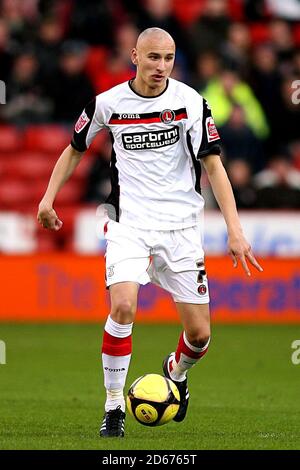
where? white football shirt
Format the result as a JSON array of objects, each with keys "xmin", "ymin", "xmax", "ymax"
[{"xmin": 71, "ymin": 77, "xmax": 221, "ymax": 230}]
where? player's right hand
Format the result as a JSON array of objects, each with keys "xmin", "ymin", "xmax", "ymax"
[{"xmin": 37, "ymin": 203, "xmax": 63, "ymax": 231}]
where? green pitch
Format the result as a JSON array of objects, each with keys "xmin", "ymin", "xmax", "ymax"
[{"xmin": 0, "ymin": 323, "xmax": 300, "ymax": 450}]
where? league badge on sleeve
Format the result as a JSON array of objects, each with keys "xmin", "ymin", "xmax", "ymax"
[
  {"xmin": 75, "ymin": 110, "xmax": 90, "ymax": 133},
  {"xmin": 205, "ymin": 117, "xmax": 220, "ymax": 142}
]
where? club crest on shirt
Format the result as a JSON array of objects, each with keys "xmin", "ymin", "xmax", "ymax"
[
  {"xmin": 205, "ymin": 116, "xmax": 219, "ymax": 142},
  {"xmin": 75, "ymin": 110, "xmax": 90, "ymax": 133},
  {"xmin": 160, "ymin": 109, "xmax": 175, "ymax": 124}
]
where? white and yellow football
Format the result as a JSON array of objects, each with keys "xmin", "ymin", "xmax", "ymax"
[{"xmin": 126, "ymin": 374, "xmax": 180, "ymax": 426}]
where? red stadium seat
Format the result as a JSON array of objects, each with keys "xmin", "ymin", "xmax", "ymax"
[
  {"xmin": 173, "ymin": 0, "xmax": 205, "ymax": 26},
  {"xmin": 36, "ymin": 232, "xmax": 60, "ymax": 252},
  {"xmin": 228, "ymin": 0, "xmax": 244, "ymax": 21},
  {"xmin": 36, "ymin": 204, "xmax": 84, "ymax": 252},
  {"xmin": 55, "ymin": 180, "xmax": 84, "ymax": 206},
  {"xmin": 57, "ymin": 205, "xmax": 79, "ymax": 234},
  {"xmin": 23, "ymin": 125, "xmax": 71, "ymax": 153},
  {"xmin": 0, "ymin": 179, "xmax": 32, "ymax": 209},
  {"xmin": 36, "ymin": 224, "xmax": 70, "ymax": 252},
  {"xmin": 25, "ymin": 203, "xmax": 94, "ymax": 251},
  {"xmin": 94, "ymin": 67, "xmax": 133, "ymax": 94},
  {"xmin": 2, "ymin": 152, "xmax": 55, "ymax": 179},
  {"xmin": 0, "ymin": 125, "xmax": 22, "ymax": 153},
  {"xmin": 72, "ymin": 153, "xmax": 95, "ymax": 181},
  {"xmin": 85, "ymin": 130, "xmax": 109, "ymax": 156},
  {"xmin": 173, "ymin": 0, "xmax": 244, "ymax": 24},
  {"xmin": 26, "ymin": 180, "xmax": 49, "ymax": 205},
  {"xmin": 249, "ymin": 23, "xmax": 271, "ymax": 45},
  {"xmin": 85, "ymin": 46, "xmax": 109, "ymax": 88},
  {"xmin": 0, "ymin": 159, "xmax": 5, "ymax": 178},
  {"xmin": 293, "ymin": 23, "xmax": 300, "ymax": 46}
]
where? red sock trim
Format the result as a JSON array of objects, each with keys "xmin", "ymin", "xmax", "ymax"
[
  {"xmin": 102, "ymin": 330, "xmax": 132, "ymax": 356},
  {"xmin": 175, "ymin": 332, "xmax": 209, "ymax": 362}
]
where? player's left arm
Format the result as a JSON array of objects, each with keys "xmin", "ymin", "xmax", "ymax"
[{"xmin": 202, "ymin": 153, "xmax": 263, "ymax": 276}]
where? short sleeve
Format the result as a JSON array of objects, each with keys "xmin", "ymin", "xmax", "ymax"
[
  {"xmin": 187, "ymin": 97, "xmax": 222, "ymax": 160},
  {"xmin": 71, "ymin": 97, "xmax": 105, "ymax": 152}
]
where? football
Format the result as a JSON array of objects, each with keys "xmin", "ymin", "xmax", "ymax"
[{"xmin": 126, "ymin": 373, "xmax": 180, "ymax": 426}]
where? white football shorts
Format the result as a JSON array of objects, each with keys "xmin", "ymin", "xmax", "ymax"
[{"xmin": 104, "ymin": 220, "xmax": 209, "ymax": 304}]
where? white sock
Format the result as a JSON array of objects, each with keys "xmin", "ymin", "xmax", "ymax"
[
  {"xmin": 105, "ymin": 389, "xmax": 125, "ymax": 413},
  {"xmin": 102, "ymin": 315, "xmax": 133, "ymax": 412},
  {"xmin": 102, "ymin": 353, "xmax": 131, "ymax": 412}
]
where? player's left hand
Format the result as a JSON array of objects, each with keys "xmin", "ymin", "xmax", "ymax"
[
  {"xmin": 37, "ymin": 202, "xmax": 63, "ymax": 231},
  {"xmin": 227, "ymin": 233, "xmax": 263, "ymax": 276}
]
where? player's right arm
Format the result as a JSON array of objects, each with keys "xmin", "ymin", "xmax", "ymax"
[
  {"xmin": 37, "ymin": 96, "xmax": 106, "ymax": 230},
  {"xmin": 37, "ymin": 144, "xmax": 84, "ymax": 230}
]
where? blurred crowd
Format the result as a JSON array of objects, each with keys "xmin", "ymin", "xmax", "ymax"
[{"xmin": 0, "ymin": 0, "xmax": 300, "ymax": 210}]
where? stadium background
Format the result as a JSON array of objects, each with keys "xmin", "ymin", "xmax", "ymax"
[{"xmin": 0, "ymin": 0, "xmax": 300, "ymax": 450}]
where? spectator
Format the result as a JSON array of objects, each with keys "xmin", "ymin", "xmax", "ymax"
[
  {"xmin": 191, "ymin": 51, "xmax": 221, "ymax": 92},
  {"xmin": 114, "ymin": 22, "xmax": 139, "ymax": 66},
  {"xmin": 46, "ymin": 40, "xmax": 95, "ymax": 123},
  {"xmin": 189, "ymin": 0, "xmax": 230, "ymax": 56},
  {"xmin": 221, "ymin": 22, "xmax": 251, "ymax": 78},
  {"xmin": 254, "ymin": 154, "xmax": 300, "ymax": 208},
  {"xmin": 137, "ymin": 0, "xmax": 186, "ymax": 54},
  {"xmin": 0, "ymin": 18, "xmax": 15, "ymax": 82},
  {"xmin": 68, "ymin": 0, "xmax": 114, "ymax": 47},
  {"xmin": 269, "ymin": 19, "xmax": 295, "ymax": 66},
  {"xmin": 83, "ymin": 135, "xmax": 112, "ymax": 204},
  {"xmin": 34, "ymin": 17, "xmax": 64, "ymax": 80},
  {"xmin": 244, "ymin": 0, "xmax": 266, "ymax": 21},
  {"xmin": 292, "ymin": 50, "xmax": 300, "ymax": 75},
  {"xmin": 227, "ymin": 159, "xmax": 258, "ymax": 209},
  {"xmin": 250, "ymin": 43, "xmax": 282, "ymax": 155},
  {"xmin": 271, "ymin": 76, "xmax": 300, "ymax": 149},
  {"xmin": 1, "ymin": 48, "xmax": 52, "ymax": 125},
  {"xmin": 266, "ymin": 0, "xmax": 300, "ymax": 21},
  {"xmin": 219, "ymin": 105, "xmax": 265, "ymax": 173},
  {"xmin": 202, "ymin": 68, "xmax": 269, "ymax": 140},
  {"xmin": 0, "ymin": 0, "xmax": 36, "ymax": 45},
  {"xmin": 93, "ymin": 22, "xmax": 138, "ymax": 92},
  {"xmin": 290, "ymin": 141, "xmax": 300, "ymax": 171},
  {"xmin": 94, "ymin": 51, "xmax": 134, "ymax": 93}
]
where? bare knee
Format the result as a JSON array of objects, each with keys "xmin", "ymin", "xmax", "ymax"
[{"xmin": 110, "ymin": 299, "xmax": 136, "ymax": 324}]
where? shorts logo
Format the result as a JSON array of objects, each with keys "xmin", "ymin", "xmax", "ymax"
[
  {"xmin": 160, "ymin": 109, "xmax": 175, "ymax": 124},
  {"xmin": 107, "ymin": 266, "xmax": 115, "ymax": 278},
  {"xmin": 122, "ymin": 125, "xmax": 179, "ymax": 150},
  {"xmin": 75, "ymin": 110, "xmax": 90, "ymax": 133},
  {"xmin": 205, "ymin": 117, "xmax": 219, "ymax": 142},
  {"xmin": 198, "ymin": 284, "xmax": 207, "ymax": 295}
]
